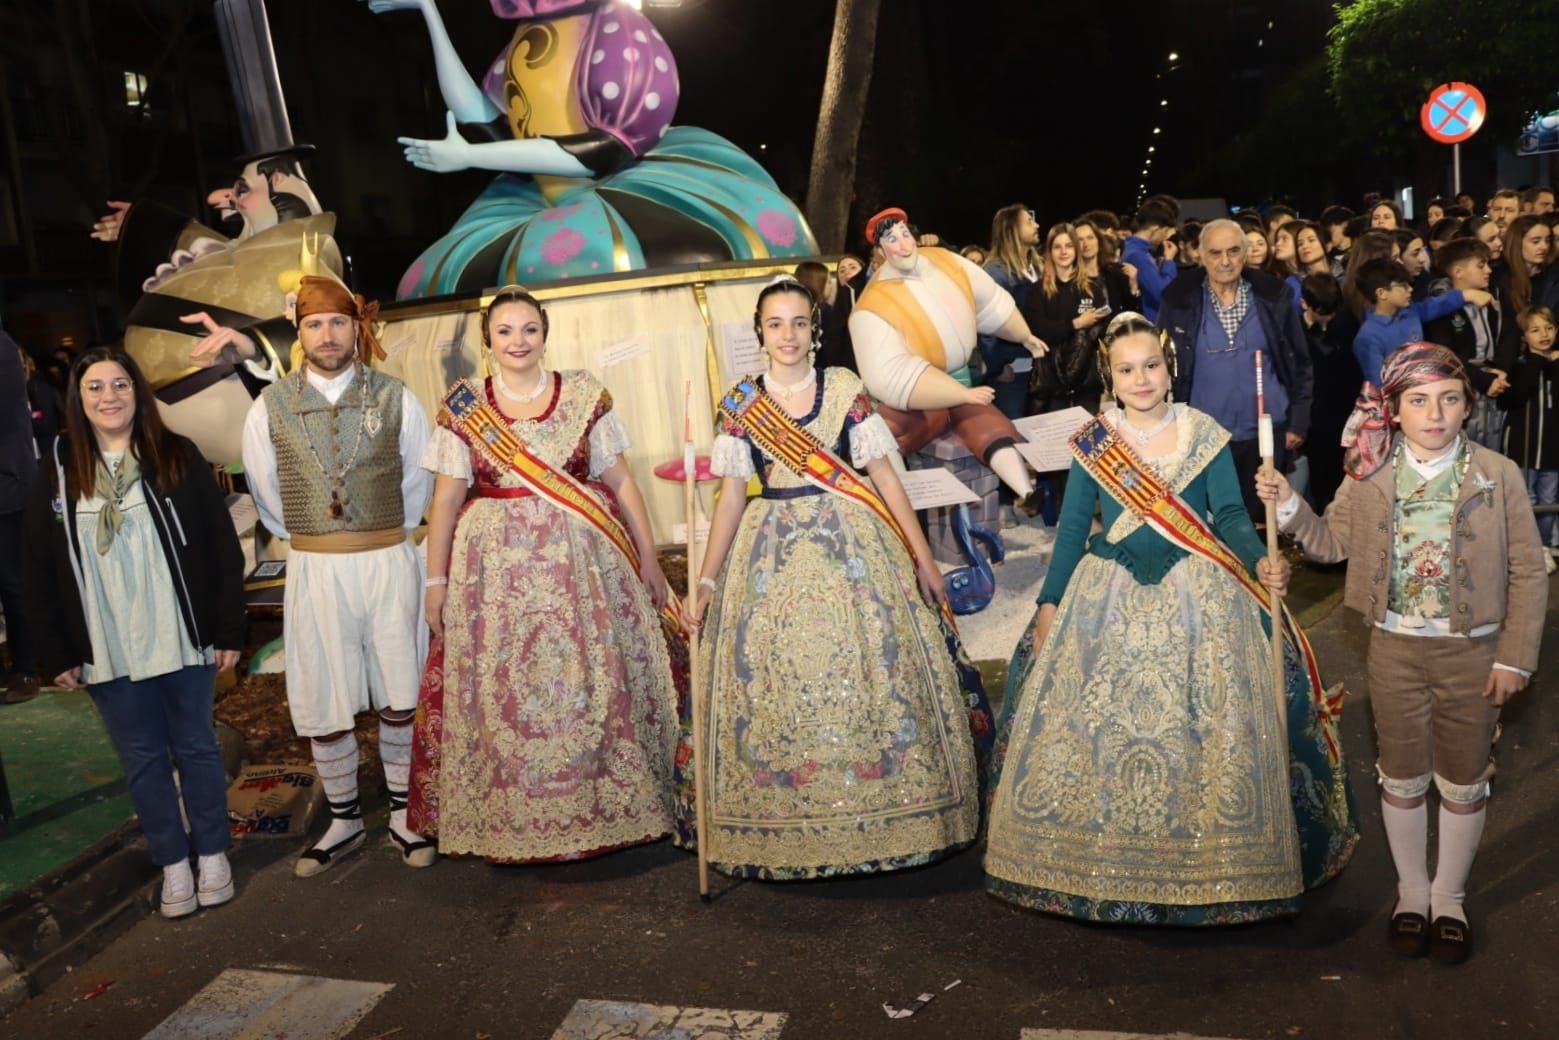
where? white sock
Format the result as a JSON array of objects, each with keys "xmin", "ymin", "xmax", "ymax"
[
  {"xmin": 378, "ymin": 719, "xmax": 421, "ymax": 844},
  {"xmin": 1430, "ymin": 805, "xmax": 1486, "ymax": 924},
  {"xmin": 1380, "ymin": 798, "xmax": 1431, "ymax": 916},
  {"xmin": 310, "ymin": 735, "xmax": 364, "ymax": 849}
]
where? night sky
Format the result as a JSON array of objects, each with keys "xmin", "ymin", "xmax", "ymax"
[{"xmin": 261, "ymin": 0, "xmax": 1328, "ymax": 265}]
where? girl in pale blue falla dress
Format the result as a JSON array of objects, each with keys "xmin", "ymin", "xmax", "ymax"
[{"xmin": 983, "ymin": 313, "xmax": 1358, "ymax": 925}]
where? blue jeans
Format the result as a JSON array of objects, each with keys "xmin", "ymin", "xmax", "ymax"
[
  {"xmin": 1528, "ymin": 469, "xmax": 1559, "ymax": 546},
  {"xmin": 88, "ymin": 665, "xmax": 229, "ymax": 866}
]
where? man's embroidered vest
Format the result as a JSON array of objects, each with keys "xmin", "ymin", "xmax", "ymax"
[{"xmin": 264, "ymin": 368, "xmax": 405, "ymax": 535}]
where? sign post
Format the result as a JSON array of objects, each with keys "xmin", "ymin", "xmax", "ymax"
[{"xmin": 1421, "ymin": 82, "xmax": 1487, "ymax": 194}]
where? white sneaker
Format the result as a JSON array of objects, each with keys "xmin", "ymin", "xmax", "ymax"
[
  {"xmin": 160, "ymin": 860, "xmax": 197, "ymax": 919},
  {"xmin": 197, "ymin": 852, "xmax": 235, "ymax": 907}
]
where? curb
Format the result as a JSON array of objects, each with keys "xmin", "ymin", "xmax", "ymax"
[{"xmin": 0, "ymin": 822, "xmax": 158, "ymax": 1016}]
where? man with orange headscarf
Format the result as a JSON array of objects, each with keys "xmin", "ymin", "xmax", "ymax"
[
  {"xmin": 240, "ymin": 276, "xmax": 436, "ymax": 876},
  {"xmin": 848, "ymin": 208, "xmax": 1049, "ymax": 507}
]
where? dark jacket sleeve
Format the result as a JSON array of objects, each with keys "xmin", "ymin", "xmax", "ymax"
[
  {"xmin": 22, "ymin": 457, "xmax": 74, "ymax": 681},
  {"xmin": 1493, "ymin": 306, "xmax": 1523, "ymax": 374},
  {"xmin": 184, "ymin": 440, "xmax": 247, "ymax": 652},
  {"xmin": 0, "ymin": 330, "xmax": 39, "ymax": 514},
  {"xmin": 1055, "ymin": 328, "xmax": 1101, "ymax": 398},
  {"xmin": 1499, "ymin": 351, "xmax": 1542, "ymax": 411},
  {"xmin": 1104, "ymin": 265, "xmax": 1142, "ymax": 315},
  {"xmin": 1271, "ymin": 292, "xmax": 1314, "ymax": 439},
  {"xmin": 1022, "ymin": 284, "xmax": 1077, "ymax": 348}
]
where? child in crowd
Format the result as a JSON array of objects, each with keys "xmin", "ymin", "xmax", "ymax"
[
  {"xmin": 1258, "ymin": 343, "xmax": 1546, "ymax": 965},
  {"xmin": 1354, "ymin": 258, "xmax": 1491, "ymax": 386},
  {"xmin": 1302, "ymin": 273, "xmax": 1361, "ymax": 511},
  {"xmin": 1424, "ymin": 238, "xmax": 1518, "ymax": 451},
  {"xmin": 1499, "ymin": 306, "xmax": 1559, "ymax": 569}
]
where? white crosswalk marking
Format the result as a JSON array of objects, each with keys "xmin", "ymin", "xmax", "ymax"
[
  {"xmin": 140, "ymin": 969, "xmax": 393, "ymax": 1040},
  {"xmin": 1020, "ymin": 1031, "xmax": 1246, "ymax": 1040},
  {"xmin": 550, "ymin": 999, "xmax": 788, "ymax": 1039}
]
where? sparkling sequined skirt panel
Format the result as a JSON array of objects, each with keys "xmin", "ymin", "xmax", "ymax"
[
  {"xmin": 984, "ymin": 553, "xmax": 1306, "ymax": 921},
  {"xmin": 413, "ymin": 495, "xmax": 677, "ymax": 862},
  {"xmin": 687, "ymin": 493, "xmax": 980, "ymax": 879}
]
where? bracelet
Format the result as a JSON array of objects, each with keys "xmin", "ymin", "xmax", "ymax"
[
  {"xmin": 425, "ymin": 576, "xmax": 449, "ymax": 587},
  {"xmin": 697, "ymin": 576, "xmax": 717, "ymax": 591}
]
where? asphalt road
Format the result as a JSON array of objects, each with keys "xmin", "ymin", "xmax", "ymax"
[{"xmin": 4, "ymin": 589, "xmax": 1557, "ymax": 1040}]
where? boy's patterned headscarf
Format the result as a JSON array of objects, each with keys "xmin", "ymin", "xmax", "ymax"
[{"xmin": 1341, "ymin": 342, "xmax": 1469, "ymax": 480}]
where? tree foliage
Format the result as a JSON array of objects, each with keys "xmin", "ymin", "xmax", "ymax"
[{"xmin": 1328, "ymin": 0, "xmax": 1556, "ymax": 157}]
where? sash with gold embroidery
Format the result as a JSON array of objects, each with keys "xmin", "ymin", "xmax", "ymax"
[
  {"xmin": 1069, "ymin": 416, "xmax": 1343, "ymax": 762},
  {"xmin": 442, "ymin": 379, "xmax": 686, "ymax": 631},
  {"xmin": 718, "ymin": 377, "xmax": 958, "ymax": 632}
]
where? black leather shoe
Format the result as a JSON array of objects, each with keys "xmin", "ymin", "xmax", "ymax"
[
  {"xmin": 1014, "ymin": 489, "xmax": 1044, "ymax": 518},
  {"xmin": 1429, "ymin": 915, "xmax": 1472, "ymax": 965},
  {"xmin": 1387, "ymin": 911, "xmax": 1430, "ymax": 957}
]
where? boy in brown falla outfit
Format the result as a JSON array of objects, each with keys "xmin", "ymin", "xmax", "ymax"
[{"xmin": 1257, "ymin": 342, "xmax": 1545, "ymax": 965}]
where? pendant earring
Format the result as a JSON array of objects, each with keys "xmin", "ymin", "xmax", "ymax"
[
  {"xmin": 1166, "ymin": 386, "xmax": 1174, "ymax": 404},
  {"xmin": 808, "ymin": 347, "xmax": 817, "ymax": 367}
]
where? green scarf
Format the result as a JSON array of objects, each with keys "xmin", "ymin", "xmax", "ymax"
[{"xmin": 93, "ymin": 452, "xmax": 141, "ymax": 555}]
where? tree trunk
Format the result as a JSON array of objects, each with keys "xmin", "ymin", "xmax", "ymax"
[{"xmin": 804, "ymin": 0, "xmax": 881, "ymax": 254}]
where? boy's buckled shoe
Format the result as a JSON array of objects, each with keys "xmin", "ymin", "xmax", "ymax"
[
  {"xmin": 1429, "ymin": 915, "xmax": 1472, "ymax": 965},
  {"xmin": 1387, "ymin": 911, "xmax": 1430, "ymax": 957}
]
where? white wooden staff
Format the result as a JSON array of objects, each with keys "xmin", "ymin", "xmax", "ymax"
[
  {"xmin": 1255, "ymin": 353, "xmax": 1288, "ymax": 739},
  {"xmin": 682, "ymin": 380, "xmax": 712, "ymax": 901}
]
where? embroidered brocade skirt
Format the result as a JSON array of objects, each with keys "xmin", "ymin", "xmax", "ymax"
[
  {"xmin": 983, "ymin": 553, "xmax": 1358, "ymax": 925},
  {"xmin": 407, "ymin": 496, "xmax": 677, "ymax": 862},
  {"xmin": 679, "ymin": 493, "xmax": 985, "ymax": 880}
]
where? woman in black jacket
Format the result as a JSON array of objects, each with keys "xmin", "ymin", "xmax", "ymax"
[
  {"xmin": 24, "ymin": 347, "xmax": 245, "ymax": 920},
  {"xmin": 1019, "ymin": 224, "xmax": 1111, "ymax": 527},
  {"xmin": 1022, "ymin": 222, "xmax": 1110, "ymax": 417}
]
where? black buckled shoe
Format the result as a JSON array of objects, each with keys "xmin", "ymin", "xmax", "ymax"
[
  {"xmin": 1429, "ymin": 916, "xmax": 1472, "ymax": 965},
  {"xmin": 1387, "ymin": 911, "xmax": 1430, "ymax": 957}
]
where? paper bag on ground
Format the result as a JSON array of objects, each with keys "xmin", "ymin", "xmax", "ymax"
[{"xmin": 227, "ymin": 764, "xmax": 322, "ymax": 839}]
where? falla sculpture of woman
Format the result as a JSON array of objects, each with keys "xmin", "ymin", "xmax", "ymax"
[{"xmin": 365, "ymin": 0, "xmax": 817, "ymax": 298}]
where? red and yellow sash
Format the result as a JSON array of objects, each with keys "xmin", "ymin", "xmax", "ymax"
[
  {"xmin": 1070, "ymin": 416, "xmax": 1343, "ymax": 761},
  {"xmin": 442, "ymin": 378, "xmax": 686, "ymax": 631},
  {"xmin": 719, "ymin": 377, "xmax": 957, "ymax": 631}
]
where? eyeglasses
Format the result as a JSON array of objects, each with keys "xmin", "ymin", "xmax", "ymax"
[{"xmin": 82, "ymin": 378, "xmax": 133, "ymax": 397}]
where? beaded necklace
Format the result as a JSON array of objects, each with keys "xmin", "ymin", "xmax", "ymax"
[{"xmin": 296, "ymin": 362, "xmax": 374, "ymax": 519}]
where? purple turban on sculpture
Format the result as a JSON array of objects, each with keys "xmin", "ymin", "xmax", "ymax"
[
  {"xmin": 480, "ymin": 1, "xmax": 679, "ymax": 157},
  {"xmin": 490, "ymin": 0, "xmax": 597, "ymax": 17}
]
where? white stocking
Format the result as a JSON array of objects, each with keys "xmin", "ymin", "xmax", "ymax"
[
  {"xmin": 310, "ymin": 734, "xmax": 364, "ymax": 850},
  {"xmin": 378, "ymin": 719, "xmax": 421, "ymax": 844},
  {"xmin": 1381, "ymin": 798, "xmax": 1430, "ymax": 916},
  {"xmin": 1430, "ymin": 805, "xmax": 1486, "ymax": 924}
]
